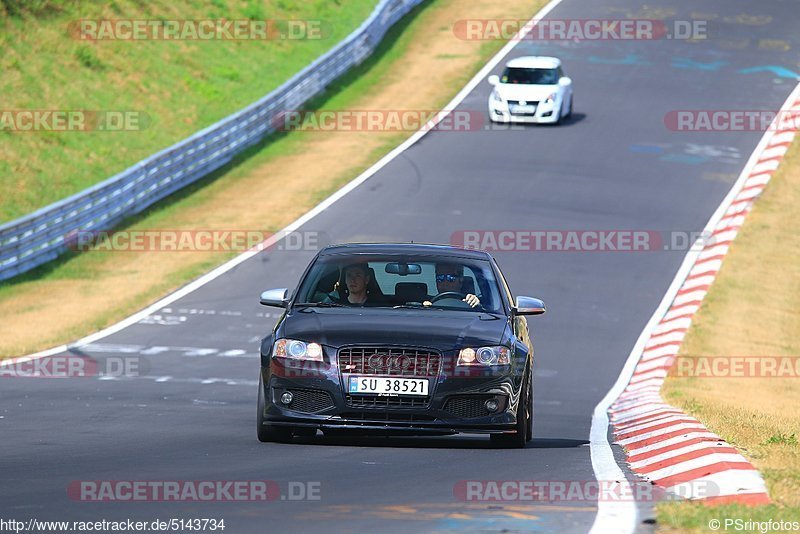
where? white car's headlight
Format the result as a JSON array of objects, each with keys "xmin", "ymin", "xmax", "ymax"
[
  {"xmin": 545, "ymin": 92, "xmax": 557, "ymax": 103},
  {"xmin": 457, "ymin": 346, "xmax": 511, "ymax": 366},
  {"xmin": 273, "ymin": 338, "xmax": 323, "ymax": 362},
  {"xmin": 491, "ymin": 89, "xmax": 503, "ymax": 103}
]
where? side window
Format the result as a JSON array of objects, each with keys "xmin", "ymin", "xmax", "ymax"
[{"xmin": 557, "ymin": 66, "xmax": 565, "ymax": 78}]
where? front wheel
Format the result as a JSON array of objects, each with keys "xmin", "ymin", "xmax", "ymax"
[{"xmin": 257, "ymin": 375, "xmax": 292, "ymax": 443}]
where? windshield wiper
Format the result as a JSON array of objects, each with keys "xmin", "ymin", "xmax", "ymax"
[
  {"xmin": 294, "ymin": 302, "xmax": 347, "ymax": 308},
  {"xmin": 391, "ymin": 303, "xmax": 437, "ymax": 310}
]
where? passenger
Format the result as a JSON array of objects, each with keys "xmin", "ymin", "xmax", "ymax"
[
  {"xmin": 429, "ymin": 263, "xmax": 481, "ymax": 308},
  {"xmin": 342, "ymin": 263, "xmax": 372, "ymax": 305}
]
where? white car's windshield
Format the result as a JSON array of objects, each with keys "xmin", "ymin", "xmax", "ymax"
[
  {"xmin": 295, "ymin": 254, "xmax": 505, "ymax": 313},
  {"xmin": 501, "ymin": 67, "xmax": 558, "ymax": 85}
]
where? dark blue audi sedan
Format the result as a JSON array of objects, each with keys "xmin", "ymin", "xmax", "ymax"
[{"xmin": 257, "ymin": 243, "xmax": 545, "ymax": 448}]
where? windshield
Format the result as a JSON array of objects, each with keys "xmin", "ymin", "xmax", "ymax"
[
  {"xmin": 295, "ymin": 254, "xmax": 505, "ymax": 313},
  {"xmin": 501, "ymin": 67, "xmax": 558, "ymax": 85}
]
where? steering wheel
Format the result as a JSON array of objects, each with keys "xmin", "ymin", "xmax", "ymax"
[{"xmin": 430, "ymin": 291, "xmax": 468, "ymax": 303}]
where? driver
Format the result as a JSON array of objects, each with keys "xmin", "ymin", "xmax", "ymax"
[{"xmin": 425, "ymin": 262, "xmax": 481, "ymax": 308}]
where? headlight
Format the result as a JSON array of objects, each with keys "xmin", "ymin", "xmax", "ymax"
[
  {"xmin": 457, "ymin": 346, "xmax": 510, "ymax": 366},
  {"xmin": 491, "ymin": 89, "xmax": 503, "ymax": 103},
  {"xmin": 545, "ymin": 92, "xmax": 557, "ymax": 103},
  {"xmin": 273, "ymin": 339, "xmax": 323, "ymax": 362}
]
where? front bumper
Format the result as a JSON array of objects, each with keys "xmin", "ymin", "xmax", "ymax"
[
  {"xmin": 260, "ymin": 358, "xmax": 524, "ymax": 435},
  {"xmin": 488, "ymin": 98, "xmax": 560, "ymax": 124}
]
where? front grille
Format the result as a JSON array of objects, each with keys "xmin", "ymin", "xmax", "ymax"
[
  {"xmin": 282, "ymin": 388, "xmax": 335, "ymax": 414},
  {"xmin": 346, "ymin": 394, "xmax": 429, "ymax": 409},
  {"xmin": 443, "ymin": 395, "xmax": 496, "ymax": 419},
  {"xmin": 339, "ymin": 347, "xmax": 441, "ymax": 377},
  {"xmin": 507, "ymin": 100, "xmax": 539, "ymax": 116}
]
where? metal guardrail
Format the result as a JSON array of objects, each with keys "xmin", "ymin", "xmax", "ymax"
[{"xmin": 0, "ymin": 0, "xmax": 424, "ymax": 281}]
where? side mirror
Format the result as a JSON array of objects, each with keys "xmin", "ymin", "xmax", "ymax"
[
  {"xmin": 488, "ymin": 74, "xmax": 500, "ymax": 86},
  {"xmin": 558, "ymin": 76, "xmax": 572, "ymax": 87},
  {"xmin": 260, "ymin": 288, "xmax": 289, "ymax": 308},
  {"xmin": 513, "ymin": 296, "xmax": 546, "ymax": 316}
]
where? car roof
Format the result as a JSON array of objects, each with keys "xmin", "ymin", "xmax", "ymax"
[
  {"xmin": 505, "ymin": 56, "xmax": 561, "ymax": 69},
  {"xmin": 318, "ymin": 243, "xmax": 493, "ymax": 261}
]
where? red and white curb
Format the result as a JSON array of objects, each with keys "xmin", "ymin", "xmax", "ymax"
[{"xmin": 609, "ymin": 89, "xmax": 800, "ymax": 505}]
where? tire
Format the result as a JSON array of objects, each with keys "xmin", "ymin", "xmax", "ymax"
[
  {"xmin": 491, "ymin": 367, "xmax": 532, "ymax": 449},
  {"xmin": 257, "ymin": 375, "xmax": 292, "ymax": 443},
  {"xmin": 565, "ymin": 95, "xmax": 573, "ymax": 119}
]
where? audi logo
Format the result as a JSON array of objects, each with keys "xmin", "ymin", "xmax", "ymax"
[{"xmin": 367, "ymin": 354, "xmax": 413, "ymax": 371}]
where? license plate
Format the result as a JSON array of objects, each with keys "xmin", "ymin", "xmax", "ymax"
[
  {"xmin": 348, "ymin": 376, "xmax": 429, "ymax": 396},
  {"xmin": 510, "ymin": 104, "xmax": 536, "ymax": 114}
]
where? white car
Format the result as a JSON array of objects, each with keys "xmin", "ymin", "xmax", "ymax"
[{"xmin": 488, "ymin": 56, "xmax": 573, "ymax": 124}]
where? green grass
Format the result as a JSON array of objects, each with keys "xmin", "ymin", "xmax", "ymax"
[
  {"xmin": 762, "ymin": 434, "xmax": 799, "ymax": 447},
  {"xmin": 0, "ymin": 0, "xmax": 377, "ymax": 222}
]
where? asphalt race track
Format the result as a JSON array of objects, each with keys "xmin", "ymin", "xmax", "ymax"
[{"xmin": 2, "ymin": 0, "xmax": 799, "ymax": 532}]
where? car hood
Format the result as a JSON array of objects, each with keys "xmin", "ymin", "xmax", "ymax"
[
  {"xmin": 495, "ymin": 83, "xmax": 558, "ymax": 102},
  {"xmin": 282, "ymin": 308, "xmax": 509, "ymax": 351}
]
